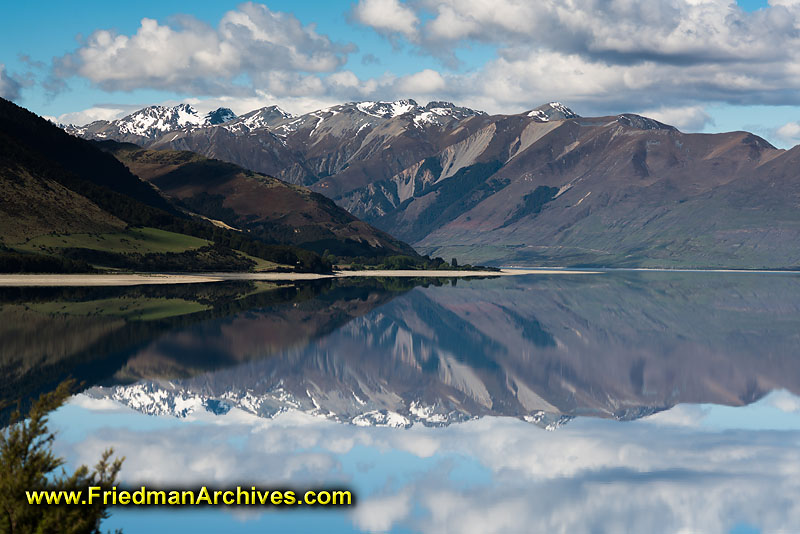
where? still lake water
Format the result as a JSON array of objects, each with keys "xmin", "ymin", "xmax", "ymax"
[{"xmin": 4, "ymin": 271, "xmax": 800, "ymax": 533}]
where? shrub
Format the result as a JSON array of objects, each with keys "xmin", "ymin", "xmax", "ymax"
[{"xmin": 0, "ymin": 380, "xmax": 124, "ymax": 534}]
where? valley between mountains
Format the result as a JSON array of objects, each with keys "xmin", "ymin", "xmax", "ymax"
[{"xmin": 65, "ymin": 98, "xmax": 800, "ymax": 269}]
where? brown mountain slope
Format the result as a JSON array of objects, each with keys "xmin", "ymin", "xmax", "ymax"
[
  {"xmin": 414, "ymin": 116, "xmax": 800, "ymax": 268},
  {"xmin": 100, "ymin": 142, "xmax": 418, "ymax": 258}
]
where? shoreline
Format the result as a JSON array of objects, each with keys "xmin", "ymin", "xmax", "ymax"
[
  {"xmin": 1, "ymin": 267, "xmax": 794, "ymax": 287},
  {"xmin": 0, "ymin": 269, "xmax": 595, "ymax": 287}
]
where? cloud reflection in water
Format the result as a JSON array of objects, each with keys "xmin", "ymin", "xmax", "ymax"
[{"xmin": 52, "ymin": 391, "xmax": 800, "ymax": 534}]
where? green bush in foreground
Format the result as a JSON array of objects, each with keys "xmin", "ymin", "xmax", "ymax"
[{"xmin": 0, "ymin": 380, "xmax": 124, "ymax": 534}]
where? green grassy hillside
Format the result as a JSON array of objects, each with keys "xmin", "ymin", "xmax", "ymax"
[{"xmin": 16, "ymin": 227, "xmax": 209, "ymax": 254}]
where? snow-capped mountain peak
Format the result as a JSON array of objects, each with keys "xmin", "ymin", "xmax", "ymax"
[
  {"xmin": 63, "ymin": 104, "xmax": 241, "ymax": 143},
  {"xmin": 412, "ymin": 101, "xmax": 485, "ymax": 128},
  {"xmin": 356, "ymin": 99, "xmax": 420, "ymax": 118},
  {"xmin": 204, "ymin": 107, "xmax": 237, "ymax": 125},
  {"xmin": 117, "ymin": 104, "xmax": 205, "ymax": 136},
  {"xmin": 527, "ymin": 102, "xmax": 578, "ymax": 122},
  {"xmin": 173, "ymin": 104, "xmax": 205, "ymax": 126},
  {"xmin": 69, "ymin": 104, "xmax": 239, "ymax": 141},
  {"xmin": 223, "ymin": 105, "xmax": 293, "ymax": 133}
]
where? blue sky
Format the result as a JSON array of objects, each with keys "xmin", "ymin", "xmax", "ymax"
[{"xmin": 2, "ymin": 0, "xmax": 800, "ymax": 147}]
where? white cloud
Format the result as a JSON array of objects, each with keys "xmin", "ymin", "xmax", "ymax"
[
  {"xmin": 347, "ymin": 0, "xmax": 800, "ymax": 112},
  {"xmin": 775, "ymin": 121, "xmax": 800, "ymax": 146},
  {"xmin": 640, "ymin": 404, "xmax": 710, "ymax": 427},
  {"xmin": 70, "ymin": 393, "xmax": 138, "ymax": 411},
  {"xmin": 44, "ymin": 1, "xmax": 800, "ymax": 125},
  {"xmin": 415, "ymin": 0, "xmax": 798, "ymax": 64},
  {"xmin": 352, "ymin": 0, "xmax": 419, "ymax": 39},
  {"xmin": 54, "ymin": 105, "xmax": 135, "ymax": 126},
  {"xmin": 396, "ymin": 69, "xmax": 446, "ymax": 94},
  {"xmin": 769, "ymin": 389, "xmax": 800, "ymax": 412},
  {"xmin": 638, "ymin": 105, "xmax": 715, "ymax": 131},
  {"xmin": 326, "ymin": 70, "xmax": 387, "ymax": 97},
  {"xmin": 425, "ymin": 4, "xmax": 482, "ymax": 41},
  {"xmin": 351, "ymin": 491, "xmax": 411, "ymax": 532},
  {"xmin": 422, "ymin": 0, "xmax": 538, "ymax": 43},
  {"xmin": 0, "ymin": 64, "xmax": 22, "ymax": 100},
  {"xmin": 53, "ymin": 3, "xmax": 353, "ymax": 94}
]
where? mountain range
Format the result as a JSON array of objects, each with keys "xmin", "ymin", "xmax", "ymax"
[
  {"xmin": 64, "ymin": 104, "xmax": 237, "ymax": 144},
  {"xmin": 64, "ymin": 100, "xmax": 800, "ymax": 269},
  {"xmin": 0, "ymin": 97, "xmax": 419, "ymax": 273}
]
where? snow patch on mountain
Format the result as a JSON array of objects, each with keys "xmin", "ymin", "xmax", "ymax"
[
  {"xmin": 616, "ymin": 114, "xmax": 677, "ymax": 131},
  {"xmin": 115, "ymin": 104, "xmax": 205, "ymax": 137},
  {"xmin": 408, "ymin": 401, "xmax": 450, "ymax": 425},
  {"xmin": 62, "ymin": 124, "xmax": 88, "ymax": 137},
  {"xmin": 523, "ymin": 411, "xmax": 574, "ymax": 431},
  {"xmin": 308, "ymin": 113, "xmax": 325, "ymax": 136},
  {"xmin": 412, "ymin": 103, "xmax": 483, "ymax": 128},
  {"xmin": 61, "ymin": 104, "xmax": 240, "ymax": 140},
  {"xmin": 527, "ymin": 102, "xmax": 578, "ymax": 122},
  {"xmin": 356, "ymin": 99, "xmax": 418, "ymax": 119},
  {"xmin": 85, "ymin": 380, "xmax": 569, "ymax": 430},
  {"xmin": 352, "ymin": 410, "xmax": 412, "ymax": 428},
  {"xmin": 205, "ymin": 107, "xmax": 236, "ymax": 125},
  {"xmin": 527, "ymin": 109, "xmax": 548, "ymax": 121},
  {"xmin": 96, "ymin": 382, "xmax": 207, "ymax": 418},
  {"xmin": 224, "ymin": 105, "xmax": 292, "ymax": 133}
]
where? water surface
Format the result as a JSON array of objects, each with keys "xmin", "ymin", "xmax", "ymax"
[{"xmin": 4, "ymin": 272, "xmax": 800, "ymax": 533}]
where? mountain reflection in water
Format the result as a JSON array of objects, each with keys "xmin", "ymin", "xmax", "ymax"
[
  {"xmin": 7, "ymin": 271, "xmax": 800, "ymax": 533},
  {"xmin": 5, "ymin": 271, "xmax": 799, "ymax": 427},
  {"xmin": 0, "ymin": 278, "xmax": 434, "ymax": 418}
]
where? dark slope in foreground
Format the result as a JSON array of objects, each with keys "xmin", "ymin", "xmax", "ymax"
[{"xmin": 0, "ymin": 98, "xmax": 174, "ymax": 213}]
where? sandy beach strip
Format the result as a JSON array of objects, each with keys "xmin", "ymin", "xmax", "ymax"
[
  {"xmin": 337, "ymin": 269, "xmax": 595, "ymax": 277},
  {"xmin": 0, "ymin": 269, "xmax": 596, "ymax": 287}
]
